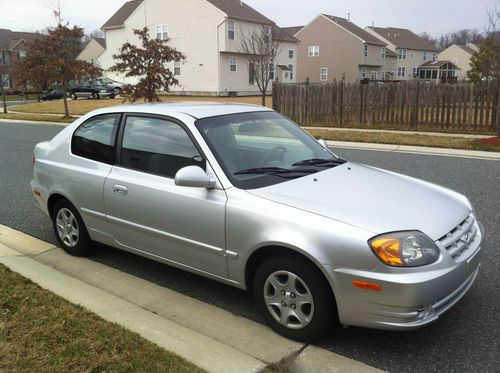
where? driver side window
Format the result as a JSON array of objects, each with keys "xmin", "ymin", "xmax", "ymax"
[{"xmin": 120, "ymin": 116, "xmax": 204, "ymax": 178}]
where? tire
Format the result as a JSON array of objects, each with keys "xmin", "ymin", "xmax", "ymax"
[
  {"xmin": 92, "ymin": 92, "xmax": 99, "ymax": 99},
  {"xmin": 71, "ymin": 92, "xmax": 77, "ymax": 100},
  {"xmin": 253, "ymin": 255, "xmax": 337, "ymax": 342},
  {"xmin": 51, "ymin": 199, "xmax": 91, "ymax": 256}
]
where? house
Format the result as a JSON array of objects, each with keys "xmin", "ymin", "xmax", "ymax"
[
  {"xmin": 289, "ymin": 14, "xmax": 389, "ymax": 83},
  {"xmin": 417, "ymin": 61, "xmax": 460, "ymax": 83},
  {"xmin": 99, "ymin": 0, "xmax": 298, "ymax": 96},
  {"xmin": 0, "ymin": 29, "xmax": 41, "ymax": 92},
  {"xmin": 77, "ymin": 37, "xmax": 106, "ymax": 67},
  {"xmin": 365, "ymin": 26, "xmax": 438, "ymax": 80},
  {"xmin": 438, "ymin": 43, "xmax": 478, "ymax": 80}
]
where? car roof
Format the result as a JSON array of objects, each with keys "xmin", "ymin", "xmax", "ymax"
[{"xmin": 90, "ymin": 102, "xmax": 272, "ymax": 120}]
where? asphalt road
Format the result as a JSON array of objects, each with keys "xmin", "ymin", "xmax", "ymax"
[{"xmin": 1, "ymin": 121, "xmax": 498, "ymax": 372}]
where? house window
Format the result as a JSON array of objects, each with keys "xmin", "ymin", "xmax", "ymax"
[
  {"xmin": 381, "ymin": 71, "xmax": 386, "ymax": 80},
  {"xmin": 397, "ymin": 66, "xmax": 406, "ymax": 77},
  {"xmin": 371, "ymin": 71, "xmax": 377, "ymax": 80},
  {"xmin": 413, "ymin": 67, "xmax": 417, "ymax": 77},
  {"xmin": 289, "ymin": 49, "xmax": 294, "ymax": 59},
  {"xmin": 432, "ymin": 52, "xmax": 437, "ymax": 61},
  {"xmin": 410, "ymin": 51, "xmax": 414, "ymax": 58},
  {"xmin": 228, "ymin": 20, "xmax": 235, "ymax": 40},
  {"xmin": 423, "ymin": 51, "xmax": 427, "ymax": 61},
  {"xmin": 361, "ymin": 68, "xmax": 366, "ymax": 78},
  {"xmin": 16, "ymin": 50, "xmax": 26, "ymax": 60},
  {"xmin": 381, "ymin": 47, "xmax": 386, "ymax": 59},
  {"xmin": 174, "ymin": 61, "xmax": 181, "ymax": 76},
  {"xmin": 229, "ymin": 57, "xmax": 237, "ymax": 72},
  {"xmin": 1, "ymin": 74, "xmax": 10, "ymax": 89},
  {"xmin": 320, "ymin": 67, "xmax": 328, "ymax": 81},
  {"xmin": 398, "ymin": 48, "xmax": 406, "ymax": 59},
  {"xmin": 269, "ymin": 64, "xmax": 274, "ymax": 80},
  {"xmin": 0, "ymin": 52, "xmax": 6, "ymax": 65},
  {"xmin": 249, "ymin": 62, "xmax": 255, "ymax": 85},
  {"xmin": 288, "ymin": 64, "xmax": 293, "ymax": 80},
  {"xmin": 453, "ymin": 57, "xmax": 458, "ymax": 65},
  {"xmin": 363, "ymin": 44, "xmax": 368, "ymax": 57},
  {"xmin": 308, "ymin": 46, "xmax": 319, "ymax": 57},
  {"xmin": 156, "ymin": 24, "xmax": 168, "ymax": 40}
]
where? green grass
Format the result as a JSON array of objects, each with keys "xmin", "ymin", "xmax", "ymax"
[
  {"xmin": 307, "ymin": 128, "xmax": 500, "ymax": 153},
  {"xmin": 2, "ymin": 94, "xmax": 38, "ymax": 102},
  {"xmin": 0, "ymin": 113, "xmax": 75, "ymax": 123},
  {"xmin": 0, "ymin": 264, "xmax": 206, "ymax": 373}
]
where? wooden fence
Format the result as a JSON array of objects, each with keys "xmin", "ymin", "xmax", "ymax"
[{"xmin": 272, "ymin": 80, "xmax": 500, "ymax": 134}]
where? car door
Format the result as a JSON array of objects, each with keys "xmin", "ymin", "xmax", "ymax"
[{"xmin": 103, "ymin": 114, "xmax": 228, "ymax": 278}]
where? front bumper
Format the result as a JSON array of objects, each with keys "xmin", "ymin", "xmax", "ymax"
[{"xmin": 325, "ymin": 221, "xmax": 484, "ymax": 330}]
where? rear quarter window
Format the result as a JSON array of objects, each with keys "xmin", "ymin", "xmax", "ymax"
[{"xmin": 71, "ymin": 114, "xmax": 121, "ymax": 164}]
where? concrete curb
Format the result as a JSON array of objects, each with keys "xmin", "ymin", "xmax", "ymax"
[
  {"xmin": 0, "ymin": 225, "xmax": 383, "ymax": 373},
  {"xmin": 0, "ymin": 118, "xmax": 68, "ymax": 126},
  {"xmin": 328, "ymin": 140, "xmax": 500, "ymax": 161}
]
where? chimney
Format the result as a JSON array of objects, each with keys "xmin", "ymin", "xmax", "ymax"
[{"xmin": 347, "ymin": 13, "xmax": 351, "ymax": 22}]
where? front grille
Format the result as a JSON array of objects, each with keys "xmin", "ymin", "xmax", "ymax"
[{"xmin": 437, "ymin": 214, "xmax": 478, "ymax": 262}]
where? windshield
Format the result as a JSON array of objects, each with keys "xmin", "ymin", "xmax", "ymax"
[{"xmin": 195, "ymin": 111, "xmax": 345, "ymax": 189}]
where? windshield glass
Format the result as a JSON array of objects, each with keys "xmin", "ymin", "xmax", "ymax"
[{"xmin": 195, "ymin": 111, "xmax": 345, "ymax": 189}]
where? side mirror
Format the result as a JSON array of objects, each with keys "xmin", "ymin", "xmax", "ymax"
[{"xmin": 175, "ymin": 166, "xmax": 215, "ymax": 188}]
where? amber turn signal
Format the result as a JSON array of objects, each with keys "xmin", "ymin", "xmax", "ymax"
[
  {"xmin": 370, "ymin": 237, "xmax": 403, "ymax": 266},
  {"xmin": 352, "ymin": 280, "xmax": 382, "ymax": 291}
]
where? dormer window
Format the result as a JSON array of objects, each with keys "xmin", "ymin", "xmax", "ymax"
[{"xmin": 228, "ymin": 20, "xmax": 235, "ymax": 40}]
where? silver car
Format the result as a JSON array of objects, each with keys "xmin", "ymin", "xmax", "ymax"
[{"xmin": 30, "ymin": 103, "xmax": 484, "ymax": 341}]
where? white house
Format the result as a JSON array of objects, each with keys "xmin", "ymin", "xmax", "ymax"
[
  {"xmin": 76, "ymin": 37, "xmax": 106, "ymax": 67},
  {"xmin": 438, "ymin": 43, "xmax": 478, "ymax": 81},
  {"xmin": 365, "ymin": 26, "xmax": 438, "ymax": 80},
  {"xmin": 99, "ymin": 0, "xmax": 298, "ymax": 96}
]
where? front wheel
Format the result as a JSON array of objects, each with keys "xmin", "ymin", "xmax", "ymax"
[
  {"xmin": 253, "ymin": 255, "xmax": 338, "ymax": 342},
  {"xmin": 51, "ymin": 199, "xmax": 91, "ymax": 256}
]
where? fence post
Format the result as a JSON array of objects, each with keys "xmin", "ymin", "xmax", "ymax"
[
  {"xmin": 272, "ymin": 80, "xmax": 277, "ymax": 111},
  {"xmin": 305, "ymin": 78, "xmax": 310, "ymax": 125},
  {"xmin": 496, "ymin": 80, "xmax": 500, "ymax": 136},
  {"xmin": 339, "ymin": 79, "xmax": 344, "ymax": 126}
]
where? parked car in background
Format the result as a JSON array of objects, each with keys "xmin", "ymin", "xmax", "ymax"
[
  {"xmin": 30, "ymin": 103, "xmax": 484, "ymax": 342},
  {"xmin": 41, "ymin": 89, "xmax": 65, "ymax": 101},
  {"xmin": 68, "ymin": 81, "xmax": 115, "ymax": 100},
  {"xmin": 92, "ymin": 77, "xmax": 125, "ymax": 94}
]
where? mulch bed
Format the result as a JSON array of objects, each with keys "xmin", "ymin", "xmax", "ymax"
[{"xmin": 477, "ymin": 137, "xmax": 500, "ymax": 145}]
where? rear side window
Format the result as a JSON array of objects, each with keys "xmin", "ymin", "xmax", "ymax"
[
  {"xmin": 120, "ymin": 116, "xmax": 204, "ymax": 178},
  {"xmin": 72, "ymin": 114, "xmax": 120, "ymax": 164}
]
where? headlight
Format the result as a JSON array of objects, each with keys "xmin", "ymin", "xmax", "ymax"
[
  {"xmin": 369, "ymin": 231, "xmax": 440, "ymax": 267},
  {"xmin": 100, "ymin": 90, "xmax": 107, "ymax": 93}
]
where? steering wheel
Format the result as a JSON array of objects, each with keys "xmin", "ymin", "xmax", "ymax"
[{"xmin": 261, "ymin": 146, "xmax": 287, "ymax": 166}]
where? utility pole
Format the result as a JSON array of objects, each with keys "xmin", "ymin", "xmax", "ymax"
[{"xmin": 1, "ymin": 76, "xmax": 7, "ymax": 114}]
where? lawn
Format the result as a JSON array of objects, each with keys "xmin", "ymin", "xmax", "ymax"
[
  {"xmin": 309, "ymin": 128, "xmax": 500, "ymax": 153},
  {"xmin": 9, "ymin": 95, "xmax": 272, "ymax": 115},
  {"xmin": 0, "ymin": 264, "xmax": 205, "ymax": 373}
]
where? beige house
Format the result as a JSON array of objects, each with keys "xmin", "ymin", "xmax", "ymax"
[
  {"xmin": 365, "ymin": 26, "xmax": 438, "ymax": 80},
  {"xmin": 438, "ymin": 43, "xmax": 478, "ymax": 80},
  {"xmin": 77, "ymin": 38, "xmax": 106, "ymax": 67},
  {"xmin": 99, "ymin": 0, "xmax": 298, "ymax": 96},
  {"xmin": 289, "ymin": 14, "xmax": 389, "ymax": 83}
]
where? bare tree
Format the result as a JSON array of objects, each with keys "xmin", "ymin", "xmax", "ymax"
[{"xmin": 238, "ymin": 26, "xmax": 282, "ymax": 107}]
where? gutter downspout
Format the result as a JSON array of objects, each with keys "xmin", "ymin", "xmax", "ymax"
[{"xmin": 216, "ymin": 17, "xmax": 228, "ymax": 97}]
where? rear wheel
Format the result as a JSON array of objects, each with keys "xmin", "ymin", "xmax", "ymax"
[
  {"xmin": 51, "ymin": 199, "xmax": 91, "ymax": 256},
  {"xmin": 71, "ymin": 92, "xmax": 77, "ymax": 100},
  {"xmin": 253, "ymin": 255, "xmax": 337, "ymax": 342}
]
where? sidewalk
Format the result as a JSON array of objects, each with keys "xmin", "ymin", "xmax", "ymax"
[{"xmin": 0, "ymin": 224, "xmax": 382, "ymax": 373}]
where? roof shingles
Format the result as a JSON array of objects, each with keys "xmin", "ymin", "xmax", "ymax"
[
  {"xmin": 101, "ymin": 0, "xmax": 143, "ymax": 30},
  {"xmin": 322, "ymin": 15, "xmax": 385, "ymax": 46},
  {"xmin": 368, "ymin": 26, "xmax": 437, "ymax": 51}
]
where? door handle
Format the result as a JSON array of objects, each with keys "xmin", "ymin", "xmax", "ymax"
[{"xmin": 113, "ymin": 185, "xmax": 128, "ymax": 196}]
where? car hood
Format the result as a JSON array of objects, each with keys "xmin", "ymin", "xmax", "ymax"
[{"xmin": 247, "ymin": 163, "xmax": 470, "ymax": 240}]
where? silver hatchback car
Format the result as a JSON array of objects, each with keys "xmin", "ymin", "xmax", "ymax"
[{"xmin": 31, "ymin": 103, "xmax": 484, "ymax": 341}]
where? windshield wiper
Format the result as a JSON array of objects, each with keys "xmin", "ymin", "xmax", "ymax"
[
  {"xmin": 234, "ymin": 167, "xmax": 316, "ymax": 176},
  {"xmin": 292, "ymin": 158, "xmax": 346, "ymax": 167}
]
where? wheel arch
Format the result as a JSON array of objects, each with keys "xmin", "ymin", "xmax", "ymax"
[
  {"xmin": 47, "ymin": 192, "xmax": 75, "ymax": 218},
  {"xmin": 244, "ymin": 245, "xmax": 338, "ymax": 304}
]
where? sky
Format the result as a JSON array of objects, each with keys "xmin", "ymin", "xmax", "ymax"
[{"xmin": 1, "ymin": 0, "xmax": 497, "ymax": 37}]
